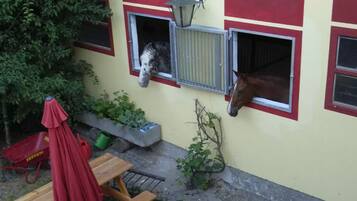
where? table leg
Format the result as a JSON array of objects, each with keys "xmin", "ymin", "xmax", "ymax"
[
  {"xmin": 115, "ymin": 176, "xmax": 130, "ymax": 197},
  {"xmin": 102, "ymin": 185, "xmax": 131, "ymax": 201}
]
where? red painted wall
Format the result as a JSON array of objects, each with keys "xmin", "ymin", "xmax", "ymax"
[
  {"xmin": 123, "ymin": 0, "xmax": 169, "ymax": 7},
  {"xmin": 332, "ymin": 0, "xmax": 357, "ymax": 24},
  {"xmin": 225, "ymin": 0, "xmax": 304, "ymax": 26}
]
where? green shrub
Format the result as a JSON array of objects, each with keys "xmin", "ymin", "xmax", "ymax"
[
  {"xmin": 0, "ymin": 0, "xmax": 111, "ymax": 124},
  {"xmin": 176, "ymin": 100, "xmax": 225, "ymax": 190}
]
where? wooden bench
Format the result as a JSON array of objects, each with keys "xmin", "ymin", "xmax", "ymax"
[{"xmin": 16, "ymin": 153, "xmax": 156, "ymax": 201}]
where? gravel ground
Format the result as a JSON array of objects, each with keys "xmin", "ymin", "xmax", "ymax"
[
  {"xmin": 0, "ymin": 168, "xmax": 51, "ymax": 201},
  {"xmin": 0, "ymin": 132, "xmax": 267, "ymax": 201}
]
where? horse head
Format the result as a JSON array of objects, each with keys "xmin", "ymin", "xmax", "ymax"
[
  {"xmin": 227, "ymin": 71, "xmax": 256, "ymax": 117},
  {"xmin": 138, "ymin": 42, "xmax": 170, "ymax": 88}
]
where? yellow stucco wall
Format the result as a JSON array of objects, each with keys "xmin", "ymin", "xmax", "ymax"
[{"xmin": 75, "ymin": 1, "xmax": 357, "ymax": 200}]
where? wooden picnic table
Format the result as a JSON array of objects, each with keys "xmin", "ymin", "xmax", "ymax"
[{"xmin": 15, "ymin": 153, "xmax": 156, "ymax": 201}]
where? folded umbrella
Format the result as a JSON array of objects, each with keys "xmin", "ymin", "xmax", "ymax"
[{"xmin": 41, "ymin": 97, "xmax": 103, "ymax": 201}]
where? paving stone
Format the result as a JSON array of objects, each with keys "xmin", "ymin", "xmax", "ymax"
[
  {"xmin": 78, "ymin": 126, "xmax": 323, "ymax": 201},
  {"xmin": 110, "ymin": 138, "xmax": 132, "ymax": 153}
]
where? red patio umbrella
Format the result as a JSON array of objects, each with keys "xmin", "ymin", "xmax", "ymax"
[{"xmin": 41, "ymin": 97, "xmax": 103, "ymax": 201}]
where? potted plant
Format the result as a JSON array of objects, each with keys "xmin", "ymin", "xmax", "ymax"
[{"xmin": 76, "ymin": 91, "xmax": 161, "ymax": 147}]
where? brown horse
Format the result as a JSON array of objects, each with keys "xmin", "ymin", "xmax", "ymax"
[{"xmin": 227, "ymin": 70, "xmax": 290, "ymax": 117}]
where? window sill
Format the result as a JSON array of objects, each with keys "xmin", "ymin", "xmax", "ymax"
[
  {"xmin": 325, "ymin": 102, "xmax": 357, "ymax": 117},
  {"xmin": 130, "ymin": 70, "xmax": 180, "ymax": 88},
  {"xmin": 74, "ymin": 42, "xmax": 115, "ymax": 56},
  {"xmin": 225, "ymin": 95, "xmax": 298, "ymax": 120}
]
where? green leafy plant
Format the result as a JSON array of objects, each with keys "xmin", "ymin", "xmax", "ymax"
[
  {"xmin": 90, "ymin": 91, "xmax": 148, "ymax": 128},
  {"xmin": 0, "ymin": 0, "xmax": 111, "ymax": 143},
  {"xmin": 176, "ymin": 99, "xmax": 225, "ymax": 190}
]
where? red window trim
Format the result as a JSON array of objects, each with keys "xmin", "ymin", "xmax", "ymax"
[
  {"xmin": 123, "ymin": 5, "xmax": 180, "ymax": 88},
  {"xmin": 224, "ymin": 20, "xmax": 302, "ymax": 120},
  {"xmin": 75, "ymin": 0, "xmax": 115, "ymax": 56},
  {"xmin": 325, "ymin": 26, "xmax": 357, "ymax": 117}
]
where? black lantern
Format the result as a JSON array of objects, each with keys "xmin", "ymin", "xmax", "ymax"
[{"xmin": 167, "ymin": 0, "xmax": 199, "ymax": 27}]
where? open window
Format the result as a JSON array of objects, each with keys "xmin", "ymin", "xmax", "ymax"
[
  {"xmin": 325, "ymin": 27, "xmax": 357, "ymax": 117},
  {"xmin": 128, "ymin": 13, "xmax": 175, "ymax": 79},
  {"xmin": 230, "ymin": 29, "xmax": 294, "ymax": 112},
  {"xmin": 76, "ymin": 0, "xmax": 114, "ymax": 56},
  {"xmin": 125, "ymin": 6, "xmax": 229, "ymax": 90}
]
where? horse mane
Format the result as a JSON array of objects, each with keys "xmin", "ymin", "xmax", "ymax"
[{"xmin": 245, "ymin": 75, "xmax": 289, "ymax": 104}]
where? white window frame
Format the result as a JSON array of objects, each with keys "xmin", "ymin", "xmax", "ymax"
[
  {"xmin": 127, "ymin": 12, "xmax": 176, "ymax": 79},
  {"xmin": 229, "ymin": 28, "xmax": 295, "ymax": 113}
]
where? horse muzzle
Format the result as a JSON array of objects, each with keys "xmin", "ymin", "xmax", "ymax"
[
  {"xmin": 227, "ymin": 101, "xmax": 239, "ymax": 117},
  {"xmin": 138, "ymin": 73, "xmax": 150, "ymax": 88},
  {"xmin": 228, "ymin": 110, "xmax": 238, "ymax": 117},
  {"xmin": 138, "ymin": 79, "xmax": 149, "ymax": 88}
]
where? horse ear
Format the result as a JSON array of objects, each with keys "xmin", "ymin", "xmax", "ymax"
[{"xmin": 233, "ymin": 70, "xmax": 239, "ymax": 77}]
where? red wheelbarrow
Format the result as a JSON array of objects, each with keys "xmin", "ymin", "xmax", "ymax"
[{"xmin": 1, "ymin": 131, "xmax": 50, "ymax": 183}]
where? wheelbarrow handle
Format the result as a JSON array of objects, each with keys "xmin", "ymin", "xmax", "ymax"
[
  {"xmin": 0, "ymin": 166, "xmax": 35, "ymax": 171},
  {"xmin": 25, "ymin": 161, "xmax": 43, "ymax": 184}
]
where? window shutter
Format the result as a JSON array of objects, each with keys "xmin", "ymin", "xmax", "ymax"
[{"xmin": 174, "ymin": 26, "xmax": 228, "ymax": 94}]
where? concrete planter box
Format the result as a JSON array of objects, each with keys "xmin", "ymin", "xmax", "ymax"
[{"xmin": 76, "ymin": 112, "xmax": 161, "ymax": 147}]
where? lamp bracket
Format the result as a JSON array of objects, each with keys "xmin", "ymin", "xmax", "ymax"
[{"xmin": 196, "ymin": 0, "xmax": 205, "ymax": 9}]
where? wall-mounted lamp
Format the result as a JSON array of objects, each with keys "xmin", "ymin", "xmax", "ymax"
[{"xmin": 167, "ymin": 0, "xmax": 203, "ymax": 27}]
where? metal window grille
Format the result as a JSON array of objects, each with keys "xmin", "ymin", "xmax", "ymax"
[{"xmin": 174, "ymin": 26, "xmax": 228, "ymax": 94}]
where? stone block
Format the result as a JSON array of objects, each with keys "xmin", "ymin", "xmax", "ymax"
[{"xmin": 76, "ymin": 112, "xmax": 161, "ymax": 147}]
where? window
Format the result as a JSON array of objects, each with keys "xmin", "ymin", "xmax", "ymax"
[
  {"xmin": 75, "ymin": 0, "xmax": 114, "ymax": 56},
  {"xmin": 337, "ymin": 37, "xmax": 357, "ymax": 69},
  {"xmin": 325, "ymin": 27, "xmax": 357, "ymax": 117},
  {"xmin": 175, "ymin": 26, "xmax": 228, "ymax": 94},
  {"xmin": 124, "ymin": 6, "xmax": 301, "ymax": 109},
  {"xmin": 231, "ymin": 29, "xmax": 294, "ymax": 112},
  {"xmin": 226, "ymin": 20, "xmax": 302, "ymax": 120},
  {"xmin": 125, "ymin": 7, "xmax": 228, "ymax": 91},
  {"xmin": 128, "ymin": 13, "xmax": 175, "ymax": 78}
]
